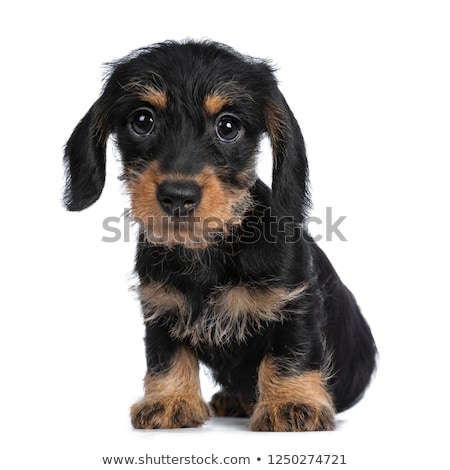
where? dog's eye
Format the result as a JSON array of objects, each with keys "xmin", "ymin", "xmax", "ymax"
[
  {"xmin": 129, "ymin": 108, "xmax": 155, "ymax": 136},
  {"xmin": 216, "ymin": 115, "xmax": 242, "ymax": 143}
]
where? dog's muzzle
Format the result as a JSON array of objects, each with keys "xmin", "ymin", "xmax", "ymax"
[{"xmin": 157, "ymin": 180, "xmax": 202, "ymax": 217}]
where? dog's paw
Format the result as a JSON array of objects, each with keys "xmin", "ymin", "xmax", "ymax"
[
  {"xmin": 210, "ymin": 390, "xmax": 252, "ymax": 417},
  {"xmin": 248, "ymin": 402, "xmax": 335, "ymax": 432},
  {"xmin": 131, "ymin": 396, "xmax": 212, "ymax": 429}
]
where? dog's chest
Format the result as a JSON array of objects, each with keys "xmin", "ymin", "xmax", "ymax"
[{"xmin": 139, "ymin": 280, "xmax": 308, "ymax": 347}]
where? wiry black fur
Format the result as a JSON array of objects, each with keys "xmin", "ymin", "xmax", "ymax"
[{"xmin": 63, "ymin": 40, "xmax": 376, "ymax": 429}]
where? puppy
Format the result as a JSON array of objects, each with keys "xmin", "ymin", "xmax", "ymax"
[{"xmin": 63, "ymin": 40, "xmax": 377, "ymax": 431}]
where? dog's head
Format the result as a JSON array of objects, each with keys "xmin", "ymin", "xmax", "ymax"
[{"xmin": 64, "ymin": 40, "xmax": 309, "ymax": 247}]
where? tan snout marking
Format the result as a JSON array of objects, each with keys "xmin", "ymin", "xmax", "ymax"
[{"xmin": 126, "ymin": 161, "xmax": 251, "ymax": 248}]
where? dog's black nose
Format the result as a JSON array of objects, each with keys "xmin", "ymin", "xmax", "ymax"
[{"xmin": 157, "ymin": 180, "xmax": 202, "ymax": 216}]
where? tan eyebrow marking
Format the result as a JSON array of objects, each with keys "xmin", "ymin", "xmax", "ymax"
[
  {"xmin": 204, "ymin": 92, "xmax": 232, "ymax": 115},
  {"xmin": 124, "ymin": 83, "xmax": 168, "ymax": 109}
]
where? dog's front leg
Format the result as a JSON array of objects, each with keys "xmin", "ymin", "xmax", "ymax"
[
  {"xmin": 249, "ymin": 354, "xmax": 335, "ymax": 432},
  {"xmin": 131, "ymin": 330, "xmax": 212, "ymax": 429}
]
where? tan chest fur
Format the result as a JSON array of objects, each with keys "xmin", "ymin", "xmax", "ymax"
[{"xmin": 139, "ymin": 281, "xmax": 308, "ymax": 347}]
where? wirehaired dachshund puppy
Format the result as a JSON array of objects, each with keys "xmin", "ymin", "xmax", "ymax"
[{"xmin": 63, "ymin": 40, "xmax": 377, "ymax": 431}]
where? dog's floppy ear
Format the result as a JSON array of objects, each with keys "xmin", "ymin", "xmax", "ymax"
[
  {"xmin": 63, "ymin": 100, "xmax": 109, "ymax": 211},
  {"xmin": 265, "ymin": 89, "xmax": 310, "ymax": 221}
]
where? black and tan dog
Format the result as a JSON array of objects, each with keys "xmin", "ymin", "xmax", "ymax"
[{"xmin": 63, "ymin": 40, "xmax": 377, "ymax": 431}]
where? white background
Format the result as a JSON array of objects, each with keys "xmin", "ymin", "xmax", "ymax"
[{"xmin": 1, "ymin": 1, "xmax": 449, "ymax": 468}]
